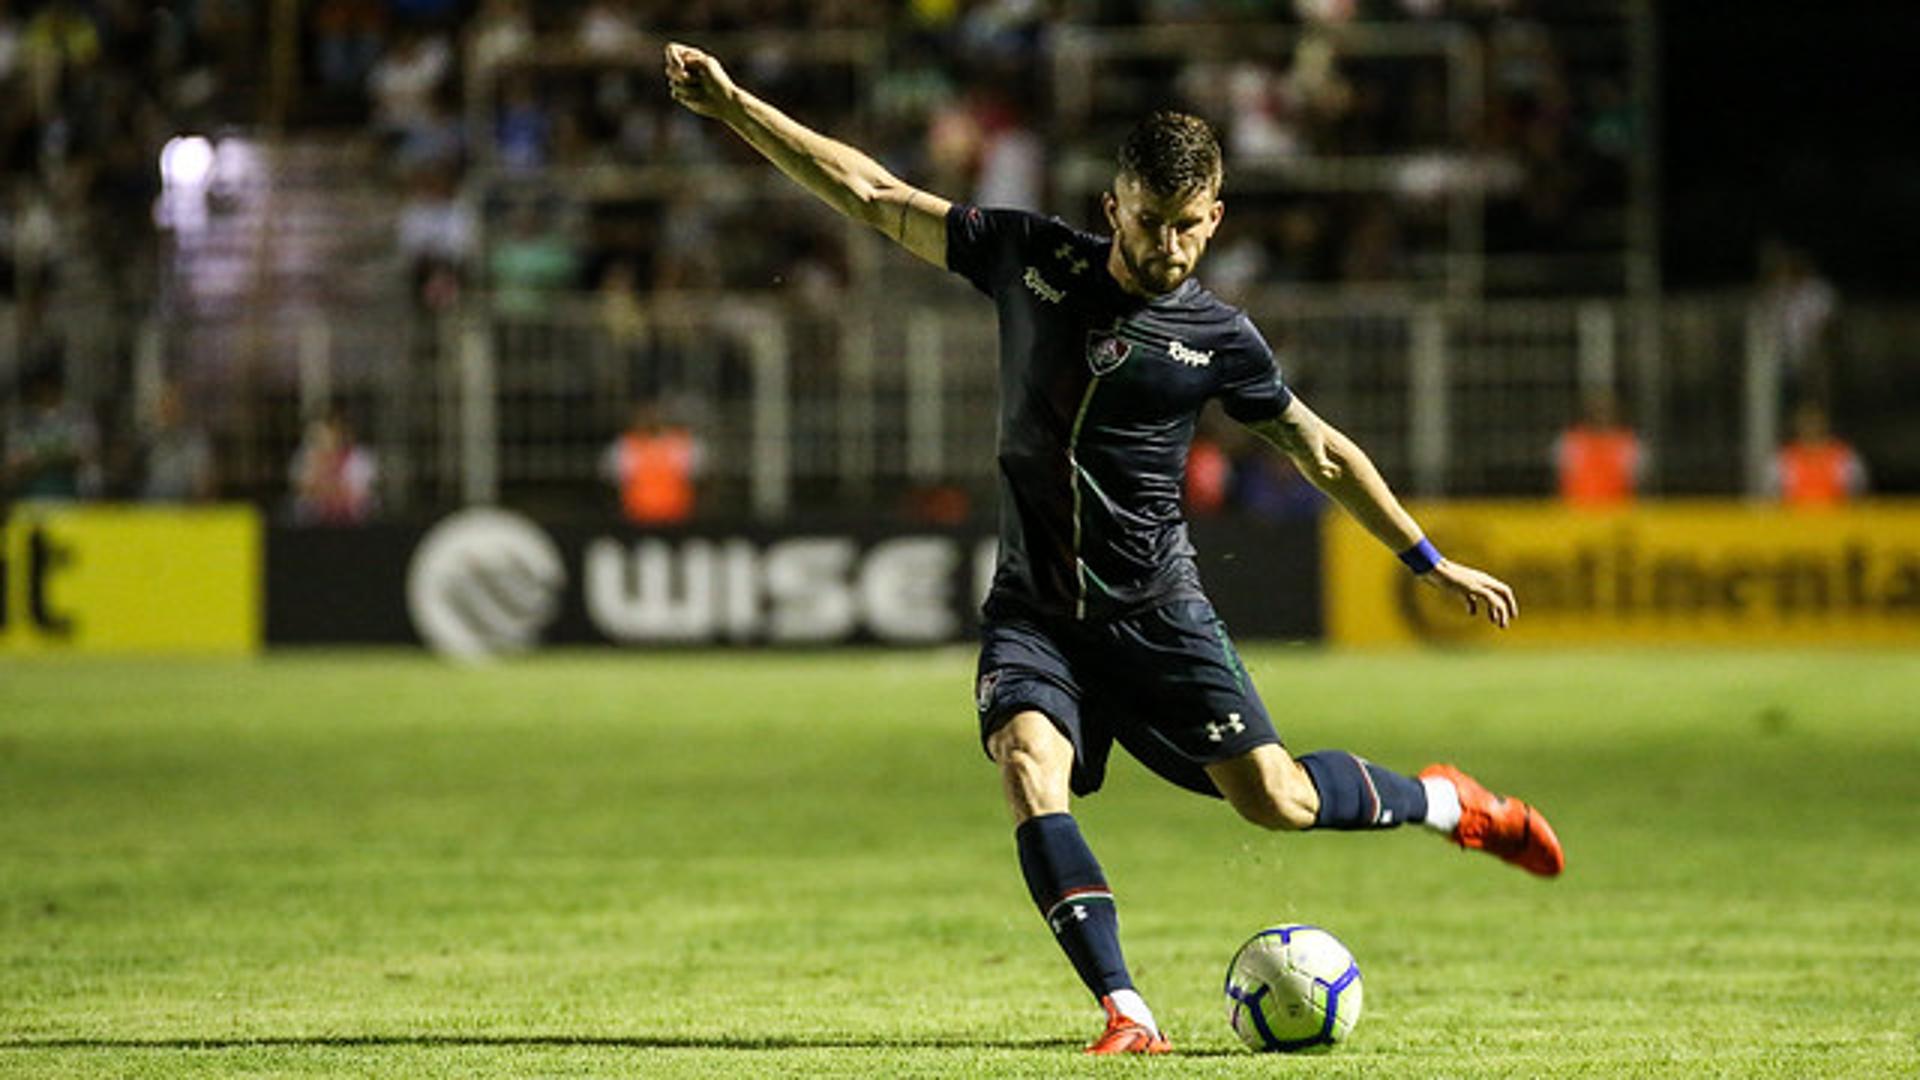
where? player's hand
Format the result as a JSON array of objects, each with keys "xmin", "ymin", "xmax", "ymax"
[
  {"xmin": 1419, "ymin": 560, "xmax": 1518, "ymax": 629},
  {"xmin": 665, "ymin": 42, "xmax": 737, "ymax": 120}
]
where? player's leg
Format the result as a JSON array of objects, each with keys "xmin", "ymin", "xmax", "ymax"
[
  {"xmin": 1091, "ymin": 599, "xmax": 1562, "ymax": 875},
  {"xmin": 976, "ymin": 618, "xmax": 1169, "ymax": 1055},
  {"xmin": 1206, "ymin": 744, "xmax": 1430, "ymax": 832},
  {"xmin": 1206, "ymin": 746, "xmax": 1565, "ymax": 877},
  {"xmin": 984, "ymin": 713, "xmax": 1167, "ymax": 1054}
]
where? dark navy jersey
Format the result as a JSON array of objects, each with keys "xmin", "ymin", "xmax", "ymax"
[{"xmin": 946, "ymin": 203, "xmax": 1292, "ymax": 621}]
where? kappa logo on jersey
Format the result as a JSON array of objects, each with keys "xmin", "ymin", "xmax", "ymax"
[
  {"xmin": 1168, "ymin": 340, "xmax": 1214, "ymax": 367},
  {"xmin": 1087, "ymin": 330, "xmax": 1132, "ymax": 375},
  {"xmin": 1053, "ymin": 242, "xmax": 1090, "ymax": 275},
  {"xmin": 1023, "ymin": 266, "xmax": 1065, "ymax": 304}
]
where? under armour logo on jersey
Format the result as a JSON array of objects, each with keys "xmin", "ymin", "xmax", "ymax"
[
  {"xmin": 1168, "ymin": 340, "xmax": 1214, "ymax": 367},
  {"xmin": 1053, "ymin": 243, "xmax": 1089, "ymax": 275},
  {"xmin": 1205, "ymin": 712, "xmax": 1246, "ymax": 742},
  {"xmin": 1023, "ymin": 266, "xmax": 1065, "ymax": 304}
]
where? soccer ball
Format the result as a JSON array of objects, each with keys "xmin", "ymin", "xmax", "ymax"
[{"xmin": 1224, "ymin": 923, "xmax": 1364, "ymax": 1052}]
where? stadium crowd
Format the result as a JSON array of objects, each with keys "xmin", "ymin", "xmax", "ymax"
[
  {"xmin": 0, "ymin": 0, "xmax": 1633, "ymax": 311},
  {"xmin": 365, "ymin": 0, "xmax": 1632, "ymax": 307}
]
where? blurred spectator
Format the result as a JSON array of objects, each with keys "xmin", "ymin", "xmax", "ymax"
[
  {"xmin": 137, "ymin": 381, "xmax": 216, "ymax": 502},
  {"xmin": 1553, "ymin": 391, "xmax": 1642, "ymax": 508},
  {"xmin": 596, "ymin": 258, "xmax": 648, "ymax": 346},
  {"xmin": 367, "ymin": 26, "xmax": 452, "ymax": 139},
  {"xmin": 577, "ymin": 0, "xmax": 646, "ymax": 57},
  {"xmin": 467, "ymin": 0, "xmax": 533, "ymax": 75},
  {"xmin": 288, "ymin": 408, "xmax": 378, "ymax": 524},
  {"xmin": 460, "ymin": 0, "xmax": 529, "ymax": 75},
  {"xmin": 2, "ymin": 365, "xmax": 98, "ymax": 501},
  {"xmin": 1185, "ymin": 429, "xmax": 1231, "ymax": 517},
  {"xmin": 1770, "ymin": 400, "xmax": 1866, "ymax": 508},
  {"xmin": 904, "ymin": 483, "xmax": 972, "ymax": 526},
  {"xmin": 1230, "ymin": 449, "xmax": 1324, "ymax": 521},
  {"xmin": 495, "ymin": 74, "xmax": 552, "ymax": 170},
  {"xmin": 3, "ymin": 180, "xmax": 61, "ymax": 319},
  {"xmin": 652, "ymin": 189, "xmax": 719, "ymax": 290},
  {"xmin": 1205, "ymin": 221, "xmax": 1268, "ymax": 299},
  {"xmin": 393, "ymin": 86, "xmax": 464, "ymax": 172},
  {"xmin": 21, "ymin": 0, "xmax": 98, "ymax": 114},
  {"xmin": 488, "ymin": 199, "xmax": 579, "ymax": 315},
  {"xmin": 1756, "ymin": 240, "xmax": 1838, "ymax": 406},
  {"xmin": 396, "ymin": 166, "xmax": 476, "ymax": 310},
  {"xmin": 972, "ymin": 97, "xmax": 1045, "ymax": 211},
  {"xmin": 1222, "ymin": 61, "xmax": 1299, "ymax": 164},
  {"xmin": 602, "ymin": 400, "xmax": 700, "ymax": 524}
]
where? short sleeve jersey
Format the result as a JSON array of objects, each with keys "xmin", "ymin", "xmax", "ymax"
[{"xmin": 946, "ymin": 204, "xmax": 1291, "ymax": 621}]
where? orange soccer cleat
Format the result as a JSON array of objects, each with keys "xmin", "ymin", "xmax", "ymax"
[
  {"xmin": 1419, "ymin": 764, "xmax": 1565, "ymax": 878},
  {"xmin": 1085, "ymin": 996, "xmax": 1172, "ymax": 1055}
]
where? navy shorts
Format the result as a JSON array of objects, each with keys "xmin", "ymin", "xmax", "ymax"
[{"xmin": 975, "ymin": 597, "xmax": 1281, "ymax": 798}]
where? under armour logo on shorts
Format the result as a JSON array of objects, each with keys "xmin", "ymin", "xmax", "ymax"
[{"xmin": 1205, "ymin": 713, "xmax": 1246, "ymax": 743}]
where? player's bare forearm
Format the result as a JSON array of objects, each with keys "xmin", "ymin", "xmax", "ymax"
[
  {"xmin": 1249, "ymin": 398, "xmax": 1420, "ymax": 550},
  {"xmin": 664, "ymin": 42, "xmax": 949, "ymax": 267},
  {"xmin": 1248, "ymin": 396, "xmax": 1516, "ymax": 626}
]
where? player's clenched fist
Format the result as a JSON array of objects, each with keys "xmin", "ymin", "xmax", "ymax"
[{"xmin": 665, "ymin": 42, "xmax": 736, "ymax": 119}]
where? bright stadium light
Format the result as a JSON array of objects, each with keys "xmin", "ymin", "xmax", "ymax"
[{"xmin": 160, "ymin": 135, "xmax": 215, "ymax": 190}]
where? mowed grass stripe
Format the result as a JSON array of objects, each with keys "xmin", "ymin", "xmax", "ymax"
[{"xmin": 2, "ymin": 649, "xmax": 1917, "ymax": 1078}]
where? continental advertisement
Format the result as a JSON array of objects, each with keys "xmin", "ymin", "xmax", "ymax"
[
  {"xmin": 1327, "ymin": 502, "xmax": 1920, "ymax": 647},
  {"xmin": 0, "ymin": 504, "xmax": 262, "ymax": 655}
]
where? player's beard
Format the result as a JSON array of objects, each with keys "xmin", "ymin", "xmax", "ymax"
[{"xmin": 1118, "ymin": 237, "xmax": 1190, "ymax": 296}]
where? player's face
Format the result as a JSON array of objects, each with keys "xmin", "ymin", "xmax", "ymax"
[{"xmin": 1103, "ymin": 174, "xmax": 1224, "ymax": 296}]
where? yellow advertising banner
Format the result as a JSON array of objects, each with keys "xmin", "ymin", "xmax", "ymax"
[
  {"xmin": 0, "ymin": 504, "xmax": 261, "ymax": 655},
  {"xmin": 1326, "ymin": 501, "xmax": 1920, "ymax": 647}
]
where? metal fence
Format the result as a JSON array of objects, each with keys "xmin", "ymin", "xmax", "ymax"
[{"xmin": 29, "ymin": 291, "xmax": 1887, "ymax": 518}]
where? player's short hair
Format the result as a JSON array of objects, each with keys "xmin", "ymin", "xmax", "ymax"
[{"xmin": 1117, "ymin": 111, "xmax": 1224, "ymax": 198}]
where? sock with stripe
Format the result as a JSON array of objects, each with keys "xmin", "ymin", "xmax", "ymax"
[
  {"xmin": 1296, "ymin": 751, "xmax": 1428, "ymax": 830},
  {"xmin": 1015, "ymin": 812, "xmax": 1139, "ymax": 1013}
]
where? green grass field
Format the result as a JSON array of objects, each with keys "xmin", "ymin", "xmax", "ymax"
[{"xmin": 4, "ymin": 648, "xmax": 1918, "ymax": 1078}]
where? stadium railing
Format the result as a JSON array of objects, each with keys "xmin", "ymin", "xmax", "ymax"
[{"xmin": 67, "ymin": 292, "xmax": 1902, "ymax": 516}]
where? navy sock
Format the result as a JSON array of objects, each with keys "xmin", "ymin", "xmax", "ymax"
[
  {"xmin": 1015, "ymin": 813, "xmax": 1132, "ymax": 999},
  {"xmin": 1297, "ymin": 751, "xmax": 1428, "ymax": 830}
]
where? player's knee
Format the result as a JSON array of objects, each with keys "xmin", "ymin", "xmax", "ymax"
[
  {"xmin": 995, "ymin": 736, "xmax": 1061, "ymax": 791},
  {"xmin": 1231, "ymin": 789, "xmax": 1317, "ymax": 832},
  {"xmin": 989, "ymin": 714, "xmax": 1071, "ymax": 807},
  {"xmin": 1212, "ymin": 748, "xmax": 1320, "ymax": 831},
  {"xmin": 1228, "ymin": 767, "xmax": 1319, "ymax": 832}
]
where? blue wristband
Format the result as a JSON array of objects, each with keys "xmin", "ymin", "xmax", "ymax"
[{"xmin": 1398, "ymin": 537, "xmax": 1442, "ymax": 575}]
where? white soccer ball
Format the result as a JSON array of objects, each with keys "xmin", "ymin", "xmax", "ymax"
[{"xmin": 1224, "ymin": 923, "xmax": 1364, "ymax": 1052}]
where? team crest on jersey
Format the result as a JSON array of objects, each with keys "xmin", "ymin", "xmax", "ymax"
[{"xmin": 1086, "ymin": 330, "xmax": 1132, "ymax": 375}]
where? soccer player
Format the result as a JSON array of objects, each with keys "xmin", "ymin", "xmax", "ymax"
[{"xmin": 666, "ymin": 43, "xmax": 1563, "ymax": 1055}]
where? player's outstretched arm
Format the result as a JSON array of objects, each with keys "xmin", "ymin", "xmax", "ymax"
[
  {"xmin": 664, "ymin": 42, "xmax": 951, "ymax": 268},
  {"xmin": 1248, "ymin": 396, "xmax": 1518, "ymax": 628}
]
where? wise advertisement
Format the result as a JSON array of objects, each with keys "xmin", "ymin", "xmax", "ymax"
[
  {"xmin": 263, "ymin": 511, "xmax": 1321, "ymax": 655},
  {"xmin": 0, "ymin": 504, "xmax": 261, "ymax": 655},
  {"xmin": 1327, "ymin": 502, "xmax": 1920, "ymax": 646}
]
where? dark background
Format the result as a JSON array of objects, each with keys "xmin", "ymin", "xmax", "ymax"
[{"xmin": 1661, "ymin": 3, "xmax": 1920, "ymax": 294}]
